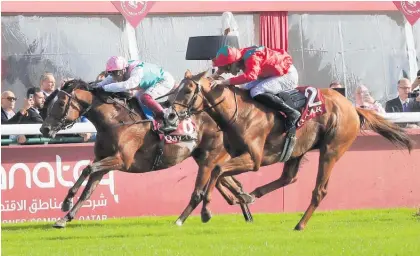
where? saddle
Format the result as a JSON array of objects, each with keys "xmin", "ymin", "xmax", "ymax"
[
  {"xmin": 122, "ymin": 96, "xmax": 199, "ymax": 171},
  {"xmin": 276, "ymin": 89, "xmax": 307, "ymax": 111},
  {"xmin": 266, "ymin": 87, "xmax": 327, "ymax": 163},
  {"xmin": 275, "ymin": 87, "xmax": 326, "ymax": 128}
]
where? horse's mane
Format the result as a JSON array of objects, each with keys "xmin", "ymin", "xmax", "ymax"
[
  {"xmin": 62, "ymin": 78, "xmax": 133, "ymax": 102},
  {"xmin": 61, "ymin": 79, "xmax": 91, "ymax": 93},
  {"xmin": 198, "ymin": 74, "xmax": 252, "ymax": 102}
]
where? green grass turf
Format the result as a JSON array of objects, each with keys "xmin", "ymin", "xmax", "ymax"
[{"xmin": 2, "ymin": 208, "xmax": 420, "ymax": 256}]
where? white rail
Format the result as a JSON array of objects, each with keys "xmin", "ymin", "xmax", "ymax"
[
  {"xmin": 1, "ymin": 113, "xmax": 420, "ymax": 136},
  {"xmin": 1, "ymin": 123, "xmax": 96, "ymax": 135}
]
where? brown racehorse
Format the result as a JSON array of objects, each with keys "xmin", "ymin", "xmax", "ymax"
[
  {"xmin": 171, "ymin": 70, "xmax": 414, "ymax": 230},
  {"xmin": 39, "ymin": 79, "xmax": 253, "ymax": 228}
]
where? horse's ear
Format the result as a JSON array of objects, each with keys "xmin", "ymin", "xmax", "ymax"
[
  {"xmin": 184, "ymin": 69, "xmax": 193, "ymax": 79},
  {"xmin": 197, "ymin": 71, "xmax": 208, "ymax": 80},
  {"xmin": 205, "ymin": 68, "xmax": 213, "ymax": 78}
]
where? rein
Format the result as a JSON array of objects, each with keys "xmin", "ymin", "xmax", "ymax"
[
  {"xmin": 55, "ymin": 86, "xmax": 152, "ymax": 131},
  {"xmin": 170, "ymin": 78, "xmax": 239, "ymax": 127},
  {"xmin": 55, "ymin": 89, "xmax": 92, "ymax": 131}
]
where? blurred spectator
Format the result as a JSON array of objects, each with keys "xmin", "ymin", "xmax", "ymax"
[
  {"xmin": 385, "ymin": 78, "xmax": 420, "ymax": 113},
  {"xmin": 355, "ymin": 84, "xmax": 385, "ymax": 113},
  {"xmin": 1, "ymin": 91, "xmax": 18, "ymax": 123},
  {"xmin": 1, "ymin": 90, "xmax": 23, "ymax": 143},
  {"xmin": 6, "ymin": 87, "xmax": 45, "ymax": 144},
  {"xmin": 17, "ymin": 87, "xmax": 45, "ymax": 124},
  {"xmin": 385, "ymin": 78, "xmax": 420, "ymax": 128},
  {"xmin": 329, "ymin": 81, "xmax": 343, "ymax": 88},
  {"xmin": 40, "ymin": 72, "xmax": 56, "ymax": 97}
]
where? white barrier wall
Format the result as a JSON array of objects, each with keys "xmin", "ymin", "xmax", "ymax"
[{"xmin": 2, "ymin": 113, "xmax": 420, "ymax": 136}]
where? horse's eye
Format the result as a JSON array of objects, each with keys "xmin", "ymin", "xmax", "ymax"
[{"xmin": 59, "ymin": 101, "xmax": 65, "ymax": 107}]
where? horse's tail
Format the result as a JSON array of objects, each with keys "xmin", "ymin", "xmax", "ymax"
[{"xmin": 356, "ymin": 107, "xmax": 413, "ymax": 152}]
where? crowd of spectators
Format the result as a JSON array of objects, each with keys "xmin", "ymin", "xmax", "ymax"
[
  {"xmin": 1, "ymin": 72, "xmax": 98, "ymax": 145},
  {"xmin": 2, "ymin": 68, "xmax": 420, "ymax": 146},
  {"xmin": 329, "ymin": 72, "xmax": 420, "ymax": 128}
]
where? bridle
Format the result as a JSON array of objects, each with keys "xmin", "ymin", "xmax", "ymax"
[
  {"xmin": 169, "ymin": 77, "xmax": 239, "ymax": 126},
  {"xmin": 170, "ymin": 78, "xmax": 207, "ymax": 119},
  {"xmin": 52, "ymin": 89, "xmax": 92, "ymax": 131}
]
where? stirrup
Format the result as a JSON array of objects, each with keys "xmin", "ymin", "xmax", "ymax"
[
  {"xmin": 284, "ymin": 120, "xmax": 296, "ymax": 132},
  {"xmin": 157, "ymin": 120, "xmax": 177, "ymax": 133}
]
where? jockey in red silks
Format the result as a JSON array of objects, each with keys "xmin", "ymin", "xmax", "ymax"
[
  {"xmin": 95, "ymin": 56, "xmax": 176, "ymax": 132},
  {"xmin": 212, "ymin": 45, "xmax": 301, "ymax": 131}
]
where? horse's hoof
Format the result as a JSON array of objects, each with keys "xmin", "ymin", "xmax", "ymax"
[
  {"xmin": 175, "ymin": 219, "xmax": 184, "ymax": 226},
  {"xmin": 294, "ymin": 224, "xmax": 305, "ymax": 231},
  {"xmin": 61, "ymin": 201, "xmax": 72, "ymax": 212},
  {"xmin": 53, "ymin": 218, "xmax": 67, "ymax": 229},
  {"xmin": 201, "ymin": 210, "xmax": 212, "ymax": 223},
  {"xmin": 238, "ymin": 193, "xmax": 256, "ymax": 204}
]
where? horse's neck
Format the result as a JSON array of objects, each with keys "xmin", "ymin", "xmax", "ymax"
[
  {"xmin": 87, "ymin": 96, "xmax": 142, "ymax": 130},
  {"xmin": 203, "ymin": 86, "xmax": 253, "ymax": 127}
]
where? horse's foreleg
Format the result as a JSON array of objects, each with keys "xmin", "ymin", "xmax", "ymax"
[
  {"xmin": 217, "ymin": 177, "xmax": 254, "ymax": 222},
  {"xmin": 61, "ymin": 165, "xmax": 92, "ymax": 212},
  {"xmin": 216, "ymin": 177, "xmax": 242, "ymax": 205},
  {"xmin": 53, "ymin": 155, "xmax": 124, "ymax": 228},
  {"xmin": 53, "ymin": 171, "xmax": 108, "ymax": 228},
  {"xmin": 250, "ymin": 156, "xmax": 303, "ymax": 199},
  {"xmin": 203, "ymin": 152, "xmax": 259, "ymax": 218},
  {"xmin": 175, "ymin": 164, "xmax": 214, "ymax": 226}
]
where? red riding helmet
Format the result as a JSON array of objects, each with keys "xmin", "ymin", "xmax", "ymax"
[{"xmin": 212, "ymin": 46, "xmax": 242, "ymax": 67}]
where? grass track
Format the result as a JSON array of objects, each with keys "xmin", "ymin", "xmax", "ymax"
[{"xmin": 2, "ymin": 208, "xmax": 420, "ymax": 256}]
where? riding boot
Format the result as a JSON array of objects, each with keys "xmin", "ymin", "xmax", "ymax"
[
  {"xmin": 139, "ymin": 94, "xmax": 178, "ymax": 133},
  {"xmin": 139, "ymin": 94, "xmax": 164, "ymax": 118},
  {"xmin": 253, "ymin": 93, "xmax": 301, "ymax": 131}
]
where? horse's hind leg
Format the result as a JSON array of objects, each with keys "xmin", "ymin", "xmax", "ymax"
[
  {"xmin": 53, "ymin": 171, "xmax": 108, "ymax": 228},
  {"xmin": 249, "ymin": 155, "xmax": 304, "ymax": 200},
  {"xmin": 295, "ymin": 140, "xmax": 354, "ymax": 231},
  {"xmin": 61, "ymin": 165, "xmax": 92, "ymax": 212}
]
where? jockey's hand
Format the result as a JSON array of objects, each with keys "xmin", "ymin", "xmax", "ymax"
[
  {"xmin": 95, "ymin": 86, "xmax": 105, "ymax": 93},
  {"xmin": 211, "ymin": 79, "xmax": 230, "ymax": 89}
]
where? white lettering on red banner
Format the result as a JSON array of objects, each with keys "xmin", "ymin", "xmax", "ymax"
[
  {"xmin": 112, "ymin": 1, "xmax": 156, "ymax": 28},
  {"xmin": 394, "ymin": 1, "xmax": 420, "ymax": 26}
]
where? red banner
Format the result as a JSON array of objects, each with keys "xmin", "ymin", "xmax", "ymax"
[
  {"xmin": 394, "ymin": 1, "xmax": 420, "ymax": 25},
  {"xmin": 0, "ymin": 143, "xmax": 284, "ymax": 224},
  {"xmin": 1, "ymin": 132, "xmax": 419, "ymax": 224},
  {"xmin": 112, "ymin": 1, "xmax": 155, "ymax": 28}
]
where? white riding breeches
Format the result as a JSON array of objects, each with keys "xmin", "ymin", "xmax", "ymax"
[
  {"xmin": 242, "ymin": 65, "xmax": 299, "ymax": 98},
  {"xmin": 136, "ymin": 71, "xmax": 175, "ymax": 102}
]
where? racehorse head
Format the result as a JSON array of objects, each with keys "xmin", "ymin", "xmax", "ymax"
[
  {"xmin": 172, "ymin": 69, "xmax": 241, "ymax": 129},
  {"xmin": 171, "ymin": 70, "xmax": 213, "ymax": 118},
  {"xmin": 40, "ymin": 79, "xmax": 93, "ymax": 138}
]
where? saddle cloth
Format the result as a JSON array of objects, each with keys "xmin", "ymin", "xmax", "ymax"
[
  {"xmin": 277, "ymin": 86, "xmax": 327, "ymax": 130},
  {"xmin": 139, "ymin": 102, "xmax": 198, "ymax": 144}
]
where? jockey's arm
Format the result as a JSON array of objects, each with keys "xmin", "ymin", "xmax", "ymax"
[
  {"xmin": 96, "ymin": 75, "xmax": 114, "ymax": 87},
  {"xmin": 102, "ymin": 68, "xmax": 143, "ymax": 92},
  {"xmin": 228, "ymin": 55, "xmax": 262, "ymax": 85}
]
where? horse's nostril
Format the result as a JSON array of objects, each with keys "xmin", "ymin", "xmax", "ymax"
[
  {"xmin": 168, "ymin": 113, "xmax": 176, "ymax": 120},
  {"xmin": 40, "ymin": 127, "xmax": 50, "ymax": 136}
]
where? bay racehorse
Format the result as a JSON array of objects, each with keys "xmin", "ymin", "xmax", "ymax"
[
  {"xmin": 39, "ymin": 79, "xmax": 253, "ymax": 228},
  {"xmin": 171, "ymin": 70, "xmax": 414, "ymax": 230}
]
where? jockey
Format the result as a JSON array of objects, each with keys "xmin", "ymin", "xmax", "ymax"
[
  {"xmin": 211, "ymin": 45, "xmax": 301, "ymax": 131},
  {"xmin": 96, "ymin": 56, "xmax": 176, "ymax": 132}
]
